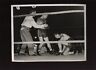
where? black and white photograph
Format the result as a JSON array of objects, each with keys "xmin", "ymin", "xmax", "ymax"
[{"xmin": 11, "ymin": 4, "xmax": 86, "ymax": 62}]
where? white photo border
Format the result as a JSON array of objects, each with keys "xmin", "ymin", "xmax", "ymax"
[{"xmin": 11, "ymin": 4, "xmax": 86, "ymax": 62}]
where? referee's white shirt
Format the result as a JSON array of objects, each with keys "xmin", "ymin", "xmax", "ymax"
[{"xmin": 21, "ymin": 16, "xmax": 45, "ymax": 29}]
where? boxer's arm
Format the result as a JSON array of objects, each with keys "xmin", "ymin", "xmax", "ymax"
[{"xmin": 32, "ymin": 21, "xmax": 48, "ymax": 28}]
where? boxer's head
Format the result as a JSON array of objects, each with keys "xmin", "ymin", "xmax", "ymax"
[
  {"xmin": 37, "ymin": 14, "xmax": 48, "ymax": 25},
  {"xmin": 41, "ymin": 14, "xmax": 48, "ymax": 19},
  {"xmin": 30, "ymin": 10, "xmax": 36, "ymax": 16},
  {"xmin": 55, "ymin": 33, "xmax": 60, "ymax": 38}
]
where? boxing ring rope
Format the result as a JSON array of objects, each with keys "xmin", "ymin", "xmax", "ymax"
[
  {"xmin": 14, "ymin": 40, "xmax": 85, "ymax": 44},
  {"xmin": 14, "ymin": 10, "xmax": 84, "ymax": 18}
]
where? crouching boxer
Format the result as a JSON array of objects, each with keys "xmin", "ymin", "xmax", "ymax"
[{"xmin": 55, "ymin": 33, "xmax": 71, "ymax": 55}]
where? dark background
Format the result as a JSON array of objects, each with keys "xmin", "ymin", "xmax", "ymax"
[
  {"xmin": 0, "ymin": 0, "xmax": 96, "ymax": 70},
  {"xmin": 14, "ymin": 6, "xmax": 84, "ymax": 42}
]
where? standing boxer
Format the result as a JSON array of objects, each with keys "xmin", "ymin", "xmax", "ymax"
[
  {"xmin": 37, "ymin": 14, "xmax": 52, "ymax": 55},
  {"xmin": 19, "ymin": 11, "xmax": 48, "ymax": 56}
]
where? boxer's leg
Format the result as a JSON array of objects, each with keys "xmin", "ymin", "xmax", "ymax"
[
  {"xmin": 62, "ymin": 44, "xmax": 66, "ymax": 54},
  {"xmin": 19, "ymin": 30, "xmax": 27, "ymax": 54},
  {"xmin": 38, "ymin": 37, "xmax": 44, "ymax": 52},
  {"xmin": 63, "ymin": 45, "xmax": 70, "ymax": 55},
  {"xmin": 21, "ymin": 28, "xmax": 35, "ymax": 55},
  {"xmin": 44, "ymin": 37, "xmax": 52, "ymax": 51},
  {"xmin": 58, "ymin": 42, "xmax": 62, "ymax": 53}
]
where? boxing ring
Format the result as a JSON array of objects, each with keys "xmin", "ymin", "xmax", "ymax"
[
  {"xmin": 11, "ymin": 5, "xmax": 86, "ymax": 62},
  {"xmin": 13, "ymin": 9, "xmax": 86, "ymax": 44}
]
